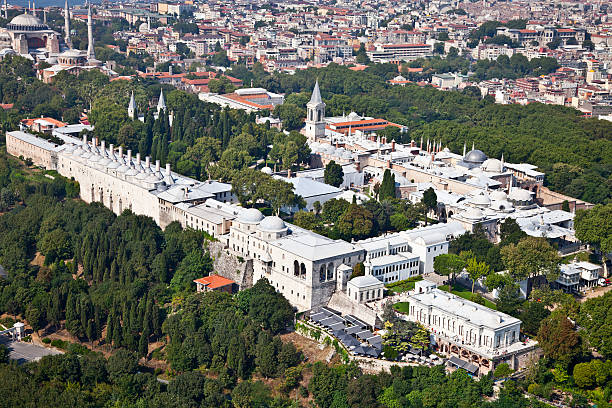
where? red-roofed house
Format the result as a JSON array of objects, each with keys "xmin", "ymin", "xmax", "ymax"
[{"xmin": 193, "ymin": 275, "xmax": 236, "ymax": 293}]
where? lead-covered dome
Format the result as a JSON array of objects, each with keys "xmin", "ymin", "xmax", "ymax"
[
  {"xmin": 258, "ymin": 216, "xmax": 287, "ymax": 232},
  {"xmin": 238, "ymin": 208, "xmax": 264, "ymax": 224},
  {"xmin": 464, "ymin": 149, "xmax": 488, "ymax": 164},
  {"xmin": 508, "ymin": 188, "xmax": 532, "ymax": 203},
  {"xmin": 8, "ymin": 13, "xmax": 47, "ymax": 30},
  {"xmin": 482, "ymin": 158, "xmax": 503, "ymax": 173}
]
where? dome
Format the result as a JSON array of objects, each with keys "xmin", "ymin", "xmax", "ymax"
[
  {"xmin": 258, "ymin": 216, "xmax": 287, "ymax": 232},
  {"xmin": 508, "ymin": 188, "xmax": 532, "ymax": 203},
  {"xmin": 9, "ymin": 13, "xmax": 44, "ymax": 27},
  {"xmin": 490, "ymin": 190, "xmax": 507, "ymax": 201},
  {"xmin": 482, "ymin": 158, "xmax": 503, "ymax": 173},
  {"xmin": 261, "ymin": 166, "xmax": 272, "ymax": 175},
  {"xmin": 470, "ymin": 193, "xmax": 491, "ymax": 207},
  {"xmin": 139, "ymin": 22, "xmax": 149, "ymax": 33},
  {"xmin": 324, "ymin": 145, "xmax": 336, "ymax": 155},
  {"xmin": 341, "ymin": 151, "xmax": 353, "ymax": 160},
  {"xmin": 462, "ymin": 207, "xmax": 484, "ymax": 221},
  {"xmin": 238, "ymin": 208, "xmax": 264, "ymax": 224},
  {"xmin": 347, "ymin": 111, "xmax": 360, "ymax": 120},
  {"xmin": 60, "ymin": 49, "xmax": 84, "ymax": 58},
  {"xmin": 464, "ymin": 149, "xmax": 488, "ymax": 164}
]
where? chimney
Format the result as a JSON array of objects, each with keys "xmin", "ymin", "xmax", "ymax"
[
  {"xmin": 382, "ymin": 136, "xmax": 387, "ymax": 145},
  {"xmin": 287, "ymin": 169, "xmax": 292, "ymax": 178},
  {"xmin": 118, "ymin": 145, "xmax": 123, "ymax": 159},
  {"xmin": 136, "ymin": 153, "xmax": 141, "ymax": 165},
  {"xmin": 184, "ymin": 187, "xmax": 188, "ymax": 198},
  {"xmin": 127, "ymin": 150, "xmax": 132, "ymax": 164},
  {"xmin": 109, "ymin": 144, "xmax": 114, "ymax": 157},
  {"xmin": 391, "ymin": 139, "xmax": 396, "ymax": 152},
  {"xmin": 82, "ymin": 134, "xmax": 87, "ymax": 144},
  {"xmin": 355, "ymin": 160, "xmax": 360, "ymax": 172},
  {"xmin": 387, "ymin": 160, "xmax": 391, "ymax": 169},
  {"xmin": 166, "ymin": 162, "xmax": 171, "ymax": 174},
  {"xmin": 101, "ymin": 140, "xmax": 106, "ymax": 153},
  {"xmin": 155, "ymin": 160, "xmax": 161, "ymax": 172},
  {"xmin": 145, "ymin": 156, "xmax": 151, "ymax": 169},
  {"xmin": 93, "ymin": 137, "xmax": 98, "ymax": 147}
]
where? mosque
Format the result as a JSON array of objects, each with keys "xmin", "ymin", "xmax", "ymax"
[
  {"xmin": 0, "ymin": 6, "xmax": 61, "ymax": 57},
  {"xmin": 0, "ymin": 1, "xmax": 113, "ymax": 81}
]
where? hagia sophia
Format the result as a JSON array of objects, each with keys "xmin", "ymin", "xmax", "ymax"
[{"xmin": 0, "ymin": 1, "xmax": 112, "ymax": 82}]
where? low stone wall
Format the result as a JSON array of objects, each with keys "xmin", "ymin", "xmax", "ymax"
[
  {"xmin": 327, "ymin": 292, "xmax": 382, "ymax": 328},
  {"xmin": 208, "ymin": 241, "xmax": 253, "ymax": 290}
]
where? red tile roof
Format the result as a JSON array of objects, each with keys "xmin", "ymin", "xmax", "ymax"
[{"xmin": 193, "ymin": 275, "xmax": 235, "ymax": 289}]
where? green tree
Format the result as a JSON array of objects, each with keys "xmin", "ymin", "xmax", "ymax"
[
  {"xmin": 293, "ymin": 211, "xmax": 320, "ymax": 231},
  {"xmin": 575, "ymin": 204, "xmax": 612, "ymax": 277},
  {"xmin": 573, "ymin": 362, "xmax": 595, "ymax": 389},
  {"xmin": 421, "ymin": 188, "xmax": 437, "ymax": 222},
  {"xmin": 324, "ymin": 160, "xmax": 344, "ymax": 188},
  {"xmin": 501, "ymin": 237, "xmax": 560, "ymax": 283},
  {"xmin": 336, "ymin": 204, "xmax": 374, "ymax": 240},
  {"xmin": 433, "ymin": 253, "xmax": 465, "ymax": 291},
  {"xmin": 169, "ymin": 249, "xmax": 213, "ymax": 293},
  {"xmin": 465, "ymin": 258, "xmax": 490, "ymax": 293},
  {"xmin": 379, "ymin": 169, "xmax": 396, "ymax": 201},
  {"xmin": 493, "ymin": 363, "xmax": 513, "ymax": 379},
  {"xmin": 537, "ymin": 314, "xmax": 581, "ymax": 368}
]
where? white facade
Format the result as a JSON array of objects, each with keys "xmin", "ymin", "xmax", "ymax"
[
  {"xmin": 408, "ymin": 281, "xmax": 522, "ymax": 357},
  {"xmin": 229, "ymin": 209, "xmax": 364, "ymax": 311},
  {"xmin": 346, "ymin": 275, "xmax": 384, "ymax": 303}
]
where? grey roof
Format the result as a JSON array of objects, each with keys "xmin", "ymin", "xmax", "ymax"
[
  {"xmin": 275, "ymin": 175, "xmax": 342, "ymax": 199},
  {"xmin": 409, "ymin": 288, "xmax": 520, "ymax": 330},
  {"xmin": 128, "ymin": 91, "xmax": 137, "ymax": 111},
  {"xmin": 463, "ymin": 149, "xmax": 488, "ymax": 164},
  {"xmin": 7, "ymin": 131, "xmax": 57, "ymax": 151},
  {"xmin": 157, "ymin": 89, "xmax": 166, "ymax": 110},
  {"xmin": 348, "ymin": 275, "xmax": 383, "ymax": 288},
  {"xmin": 309, "ymin": 80, "xmax": 323, "ymax": 105}
]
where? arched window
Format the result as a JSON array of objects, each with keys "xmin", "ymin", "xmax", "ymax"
[
  {"xmin": 319, "ymin": 265, "xmax": 326, "ymax": 282},
  {"xmin": 300, "ymin": 263, "xmax": 306, "ymax": 278},
  {"xmin": 294, "ymin": 260, "xmax": 299, "ymax": 276},
  {"xmin": 317, "ymin": 109, "xmax": 322, "ymax": 122},
  {"xmin": 327, "ymin": 262, "xmax": 334, "ymax": 280}
]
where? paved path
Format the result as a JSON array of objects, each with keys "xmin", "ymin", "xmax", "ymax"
[{"xmin": 0, "ymin": 337, "xmax": 61, "ymax": 363}]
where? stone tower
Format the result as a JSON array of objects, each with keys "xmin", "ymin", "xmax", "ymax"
[
  {"xmin": 64, "ymin": 0, "xmax": 72, "ymax": 48},
  {"xmin": 157, "ymin": 89, "xmax": 166, "ymax": 114},
  {"xmin": 128, "ymin": 91, "xmax": 137, "ymax": 120},
  {"xmin": 305, "ymin": 80, "xmax": 325, "ymax": 141},
  {"xmin": 86, "ymin": 4, "xmax": 94, "ymax": 60}
]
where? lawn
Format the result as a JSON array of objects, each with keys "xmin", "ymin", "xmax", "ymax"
[
  {"xmin": 386, "ymin": 276, "xmax": 423, "ymax": 294},
  {"xmin": 393, "ymin": 302, "xmax": 410, "ymax": 314},
  {"xmin": 438, "ymin": 284, "xmax": 497, "ymax": 310}
]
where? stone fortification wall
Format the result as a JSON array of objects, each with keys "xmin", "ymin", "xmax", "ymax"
[
  {"xmin": 327, "ymin": 292, "xmax": 381, "ymax": 328},
  {"xmin": 208, "ymin": 241, "xmax": 253, "ymax": 290}
]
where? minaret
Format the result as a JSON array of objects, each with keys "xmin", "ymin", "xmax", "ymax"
[
  {"xmin": 157, "ymin": 89, "xmax": 166, "ymax": 113},
  {"xmin": 32, "ymin": 0, "xmax": 35, "ymax": 17},
  {"xmin": 128, "ymin": 91, "xmax": 137, "ymax": 120},
  {"xmin": 4, "ymin": 0, "xmax": 7, "ymax": 20},
  {"xmin": 64, "ymin": 0, "xmax": 72, "ymax": 48},
  {"xmin": 147, "ymin": 14, "xmax": 151, "ymax": 31},
  {"xmin": 87, "ymin": 4, "xmax": 95, "ymax": 60},
  {"xmin": 463, "ymin": 142, "xmax": 466, "ymax": 156},
  {"xmin": 305, "ymin": 80, "xmax": 326, "ymax": 141}
]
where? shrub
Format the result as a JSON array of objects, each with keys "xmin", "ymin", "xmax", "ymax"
[
  {"xmin": 493, "ymin": 363, "xmax": 513, "ymax": 379},
  {"xmin": 42, "ymin": 338, "xmax": 51, "ymax": 344}
]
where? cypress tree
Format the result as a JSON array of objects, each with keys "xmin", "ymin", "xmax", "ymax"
[{"xmin": 379, "ymin": 169, "xmax": 396, "ymax": 201}]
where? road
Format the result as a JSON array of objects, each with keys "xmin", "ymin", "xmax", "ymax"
[{"xmin": 0, "ymin": 337, "xmax": 62, "ymax": 363}]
